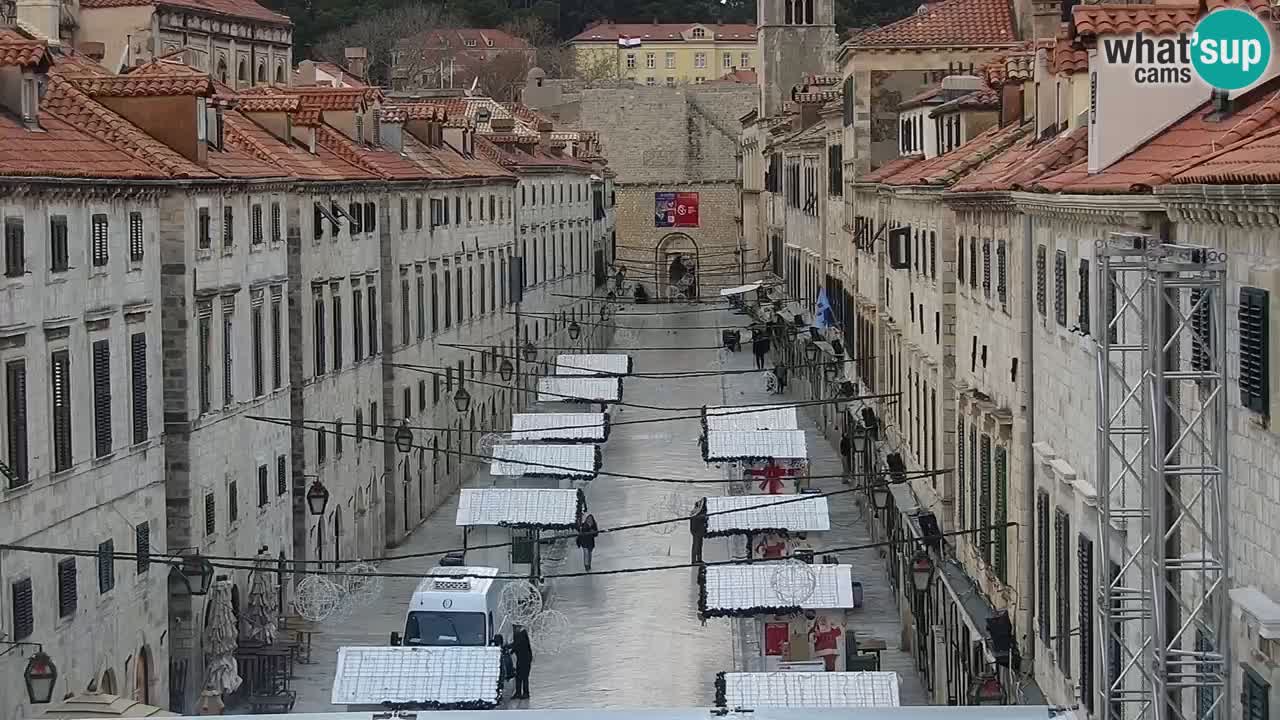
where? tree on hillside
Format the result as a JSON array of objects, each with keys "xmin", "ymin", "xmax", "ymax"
[
  {"xmin": 570, "ymin": 48, "xmax": 622, "ymax": 83},
  {"xmin": 459, "ymin": 51, "xmax": 534, "ymax": 101},
  {"xmin": 501, "ymin": 15, "xmax": 570, "ymax": 77},
  {"xmin": 313, "ymin": 4, "xmax": 459, "ymax": 86}
]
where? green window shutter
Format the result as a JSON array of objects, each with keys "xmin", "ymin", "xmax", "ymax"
[
  {"xmin": 980, "ymin": 434, "xmax": 992, "ymax": 565},
  {"xmin": 994, "ymin": 446, "xmax": 1008, "ymax": 582}
]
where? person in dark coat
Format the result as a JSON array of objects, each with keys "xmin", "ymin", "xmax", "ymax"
[
  {"xmin": 511, "ymin": 625, "xmax": 533, "ymax": 699},
  {"xmin": 690, "ymin": 498, "xmax": 708, "ymax": 564},
  {"xmin": 839, "ymin": 429, "xmax": 853, "ymax": 485},
  {"xmin": 576, "ymin": 513, "xmax": 599, "ymax": 571},
  {"xmin": 752, "ymin": 329, "xmax": 771, "ymax": 370}
]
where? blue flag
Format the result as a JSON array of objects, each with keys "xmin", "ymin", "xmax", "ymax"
[{"xmin": 815, "ymin": 288, "xmax": 833, "ymax": 329}]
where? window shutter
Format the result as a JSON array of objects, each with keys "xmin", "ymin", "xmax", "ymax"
[
  {"xmin": 92, "ymin": 339, "xmax": 112, "ymax": 457},
  {"xmin": 199, "ymin": 310, "xmax": 212, "ymax": 411},
  {"xmin": 1107, "ymin": 269, "xmax": 1119, "ymax": 343},
  {"xmin": 969, "ymin": 427, "xmax": 978, "ymax": 531},
  {"xmin": 1239, "ymin": 287, "xmax": 1270, "ymax": 414},
  {"xmin": 980, "ymin": 434, "xmax": 992, "ymax": 564},
  {"xmin": 58, "ymin": 557, "xmax": 77, "ymax": 618},
  {"xmin": 1190, "ymin": 288, "xmax": 1211, "ymax": 371},
  {"xmin": 277, "ymin": 454, "xmax": 287, "ymax": 496},
  {"xmin": 1035, "ymin": 246, "xmax": 1046, "ymax": 315},
  {"xmin": 130, "ymin": 333, "xmax": 148, "ymax": 444},
  {"xmin": 401, "ymin": 279, "xmax": 410, "ymax": 346},
  {"xmin": 204, "ymin": 492, "xmax": 216, "ymax": 536},
  {"xmin": 1054, "ymin": 507, "xmax": 1071, "ymax": 668},
  {"xmin": 352, "ymin": 288, "xmax": 364, "ymax": 361},
  {"xmin": 222, "ymin": 205, "xmax": 233, "ymax": 246},
  {"xmin": 1243, "ymin": 666, "xmax": 1270, "ymax": 720},
  {"xmin": 1078, "ymin": 259, "xmax": 1091, "ymax": 335},
  {"xmin": 956, "ymin": 419, "xmax": 966, "ymax": 526},
  {"xmin": 129, "ymin": 212, "xmax": 144, "ymax": 261},
  {"xmin": 5, "ymin": 217, "xmax": 25, "ymax": 277},
  {"xmin": 5, "ymin": 360, "xmax": 28, "ymax": 486},
  {"xmin": 364, "ymin": 201, "xmax": 376, "ymax": 232},
  {"xmin": 222, "ymin": 304, "xmax": 234, "ymax": 404},
  {"xmin": 91, "ymin": 214, "xmax": 109, "ymax": 267},
  {"xmin": 331, "ymin": 292, "xmax": 342, "ymax": 369},
  {"xmin": 97, "ymin": 539, "xmax": 115, "ymax": 593},
  {"xmin": 1037, "ymin": 491, "xmax": 1050, "ymax": 642},
  {"xmin": 11, "ymin": 578, "xmax": 33, "ymax": 640},
  {"xmin": 252, "ymin": 204, "xmax": 263, "ymax": 244},
  {"xmin": 1055, "ymin": 250, "xmax": 1069, "ymax": 326},
  {"xmin": 258, "ymin": 464, "xmax": 268, "ymax": 507},
  {"xmin": 271, "ymin": 288, "xmax": 282, "ymax": 389},
  {"xmin": 368, "ymin": 285, "xmax": 378, "ymax": 355},
  {"xmin": 50, "ymin": 215, "xmax": 68, "ymax": 271},
  {"xmin": 1078, "ymin": 534, "xmax": 1095, "ymax": 712},
  {"xmin": 229, "ymin": 480, "xmax": 238, "ymax": 522},
  {"xmin": 996, "ymin": 240, "xmax": 1007, "ymax": 305},
  {"xmin": 251, "ymin": 300, "xmax": 264, "ymax": 397},
  {"xmin": 958, "ymin": 235, "xmax": 966, "ymax": 284},
  {"xmin": 136, "ymin": 522, "xmax": 150, "ymax": 573},
  {"xmin": 969, "ymin": 237, "xmax": 978, "ymax": 288},
  {"xmin": 994, "ymin": 445, "xmax": 1008, "ymax": 582},
  {"xmin": 982, "ymin": 240, "xmax": 992, "ymax": 298},
  {"xmin": 271, "ymin": 202, "xmax": 282, "ymax": 242}
]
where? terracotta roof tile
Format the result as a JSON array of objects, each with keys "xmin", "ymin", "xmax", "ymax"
[
  {"xmin": 1170, "ymin": 124, "xmax": 1280, "ymax": 184},
  {"xmin": 0, "ymin": 109, "xmax": 164, "ymax": 179},
  {"xmin": 850, "ymin": 0, "xmax": 1018, "ymax": 48},
  {"xmin": 237, "ymin": 94, "xmax": 300, "ymax": 112},
  {"xmin": 859, "ymin": 155, "xmax": 924, "ymax": 183},
  {"xmin": 64, "ymin": 73, "xmax": 213, "ymax": 97},
  {"xmin": 41, "ymin": 74, "xmax": 213, "ymax": 178},
  {"xmin": 1035, "ymin": 81, "xmax": 1280, "ymax": 193},
  {"xmin": 950, "ymin": 125, "xmax": 1088, "ymax": 192},
  {"xmin": 79, "ymin": 0, "xmax": 290, "ymax": 25},
  {"xmin": 209, "ymin": 114, "xmax": 291, "ymax": 179},
  {"xmin": 716, "ymin": 68, "xmax": 758, "ymax": 84},
  {"xmin": 570, "ymin": 22, "xmax": 757, "ymax": 42},
  {"xmin": 1049, "ymin": 33, "xmax": 1088, "ymax": 74},
  {"xmin": 225, "ymin": 112, "xmax": 370, "ymax": 181},
  {"xmin": 403, "ymin": 133, "xmax": 513, "ymax": 181},
  {"xmin": 1072, "ymin": 3, "xmax": 1199, "ymax": 38},
  {"xmin": 887, "ymin": 121, "xmax": 1029, "ymax": 186},
  {"xmin": 0, "ymin": 28, "xmax": 47, "ymax": 68},
  {"xmin": 930, "ymin": 87, "xmax": 1000, "ymax": 116}
]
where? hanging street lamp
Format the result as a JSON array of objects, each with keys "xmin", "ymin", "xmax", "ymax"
[
  {"xmin": 394, "ymin": 421, "xmax": 414, "ymax": 454},
  {"xmin": 804, "ymin": 341, "xmax": 820, "ymax": 365},
  {"xmin": 499, "ymin": 357, "xmax": 515, "ymax": 382},
  {"xmin": 180, "ymin": 553, "xmax": 216, "ymax": 596},
  {"xmin": 910, "ymin": 550, "xmax": 935, "ymax": 593},
  {"xmin": 568, "ymin": 321, "xmax": 582, "ymax": 341},
  {"xmin": 306, "ymin": 479, "xmax": 330, "ymax": 516},
  {"xmin": 521, "ymin": 341, "xmax": 538, "ymax": 362},
  {"xmin": 24, "ymin": 651, "xmax": 57, "ymax": 704},
  {"xmin": 823, "ymin": 361, "xmax": 840, "ymax": 381},
  {"xmin": 453, "ymin": 385, "xmax": 472, "ymax": 413},
  {"xmin": 871, "ymin": 483, "xmax": 890, "ymax": 511}
]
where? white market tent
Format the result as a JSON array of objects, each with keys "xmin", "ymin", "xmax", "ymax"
[
  {"xmin": 538, "ymin": 376, "xmax": 622, "ymax": 403},
  {"xmin": 455, "ymin": 488, "xmax": 581, "ymax": 529},
  {"xmin": 701, "ymin": 563, "xmax": 857, "ymax": 616},
  {"xmin": 705, "ymin": 495, "xmax": 830, "ymax": 536},
  {"xmin": 719, "ymin": 672, "xmax": 901, "ymax": 708},
  {"xmin": 704, "ymin": 405, "xmax": 799, "ymax": 431},
  {"xmin": 152, "ymin": 706, "xmax": 1058, "ymax": 720},
  {"xmin": 490, "ymin": 443, "xmax": 599, "ymax": 479},
  {"xmin": 510, "ymin": 412, "xmax": 607, "ymax": 442},
  {"xmin": 704, "ymin": 429, "xmax": 807, "ymax": 461},
  {"xmin": 331, "ymin": 646, "xmax": 501, "ymax": 708},
  {"xmin": 555, "ymin": 353, "xmax": 632, "ymax": 376},
  {"xmin": 719, "ymin": 281, "xmax": 765, "ymax": 297}
]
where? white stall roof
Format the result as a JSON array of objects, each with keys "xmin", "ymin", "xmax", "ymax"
[
  {"xmin": 330, "ymin": 646, "xmax": 499, "ymax": 707},
  {"xmin": 490, "ymin": 443, "xmax": 598, "ymax": 478},
  {"xmin": 555, "ymin": 353, "xmax": 632, "ymax": 376},
  {"xmin": 721, "ymin": 672, "xmax": 901, "ymax": 708},
  {"xmin": 705, "ymin": 495, "xmax": 830, "ymax": 535},
  {"xmin": 510, "ymin": 413, "xmax": 607, "ymax": 442},
  {"xmin": 704, "ymin": 430, "xmax": 807, "ymax": 460},
  {"xmin": 538, "ymin": 376, "xmax": 622, "ymax": 403},
  {"xmin": 703, "ymin": 563, "xmax": 856, "ymax": 613},
  {"xmin": 158, "ymin": 706, "xmax": 1058, "ymax": 720},
  {"xmin": 455, "ymin": 488, "xmax": 580, "ymax": 528},
  {"xmin": 705, "ymin": 405, "xmax": 799, "ymax": 431},
  {"xmin": 719, "ymin": 281, "xmax": 765, "ymax": 297}
]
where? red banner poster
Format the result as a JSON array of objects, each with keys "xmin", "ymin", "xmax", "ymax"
[{"xmin": 674, "ymin": 192, "xmax": 699, "ymax": 227}]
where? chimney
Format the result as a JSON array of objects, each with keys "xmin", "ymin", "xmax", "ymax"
[
  {"xmin": 536, "ymin": 118, "xmax": 553, "ymax": 148},
  {"xmin": 79, "ymin": 42, "xmax": 106, "ymax": 63},
  {"xmin": 490, "ymin": 116, "xmax": 514, "ymax": 133},
  {"xmin": 940, "ymin": 74, "xmax": 982, "ymax": 101},
  {"xmin": 296, "ymin": 60, "xmax": 317, "ymax": 86},
  {"xmin": 344, "ymin": 47, "xmax": 368, "ymax": 79},
  {"xmin": 15, "ymin": 0, "xmax": 59, "ymax": 46},
  {"xmin": 1000, "ymin": 84, "xmax": 1024, "ymax": 127}
]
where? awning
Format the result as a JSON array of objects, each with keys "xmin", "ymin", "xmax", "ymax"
[
  {"xmin": 331, "ymin": 646, "xmax": 500, "ymax": 708},
  {"xmin": 455, "ymin": 488, "xmax": 582, "ymax": 529},
  {"xmin": 703, "ymin": 430, "xmax": 807, "ymax": 462},
  {"xmin": 700, "ymin": 563, "xmax": 856, "ymax": 618},
  {"xmin": 490, "ymin": 443, "xmax": 600, "ymax": 479},
  {"xmin": 705, "ymin": 495, "xmax": 830, "ymax": 536},
  {"xmin": 556, "ymin": 353, "xmax": 632, "ymax": 376},
  {"xmin": 538, "ymin": 376, "xmax": 623, "ymax": 403},
  {"xmin": 719, "ymin": 281, "xmax": 765, "ymax": 297},
  {"xmin": 717, "ymin": 671, "xmax": 900, "ymax": 708},
  {"xmin": 33, "ymin": 694, "xmax": 176, "ymax": 718},
  {"xmin": 510, "ymin": 412, "xmax": 608, "ymax": 442},
  {"xmin": 704, "ymin": 405, "xmax": 799, "ymax": 431}
]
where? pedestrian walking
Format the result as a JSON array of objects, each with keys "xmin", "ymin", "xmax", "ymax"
[
  {"xmin": 773, "ymin": 361, "xmax": 788, "ymax": 392},
  {"xmin": 745, "ymin": 458, "xmax": 800, "ymax": 494},
  {"xmin": 839, "ymin": 428, "xmax": 853, "ymax": 485},
  {"xmin": 576, "ymin": 513, "xmax": 599, "ymax": 571},
  {"xmin": 752, "ymin": 329, "xmax": 771, "ymax": 370},
  {"xmin": 690, "ymin": 498, "xmax": 708, "ymax": 564},
  {"xmin": 511, "ymin": 625, "xmax": 533, "ymax": 699}
]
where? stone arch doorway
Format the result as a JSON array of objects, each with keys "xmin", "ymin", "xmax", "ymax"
[
  {"xmin": 654, "ymin": 232, "xmax": 699, "ymax": 300},
  {"xmin": 133, "ymin": 646, "xmax": 151, "ymax": 703}
]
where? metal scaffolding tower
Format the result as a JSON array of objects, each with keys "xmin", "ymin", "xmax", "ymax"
[{"xmin": 1095, "ymin": 232, "xmax": 1230, "ymax": 720}]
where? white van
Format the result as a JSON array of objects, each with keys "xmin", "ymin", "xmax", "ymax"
[{"xmin": 396, "ymin": 566, "xmax": 513, "ymax": 645}]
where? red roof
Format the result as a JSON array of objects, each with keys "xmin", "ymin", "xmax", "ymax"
[
  {"xmin": 0, "ymin": 109, "xmax": 165, "ymax": 179},
  {"xmin": 1171, "ymin": 125, "xmax": 1280, "ymax": 184},
  {"xmin": 716, "ymin": 68, "xmax": 757, "ymax": 84},
  {"xmin": 850, "ymin": 0, "xmax": 1018, "ymax": 48},
  {"xmin": 402, "ymin": 133, "xmax": 513, "ymax": 181},
  {"xmin": 1035, "ymin": 80, "xmax": 1280, "ymax": 193},
  {"xmin": 859, "ymin": 155, "xmax": 923, "ymax": 183},
  {"xmin": 66, "ymin": 60, "xmax": 214, "ymax": 97},
  {"xmin": 950, "ymin": 125, "xmax": 1088, "ymax": 192},
  {"xmin": 1072, "ymin": 0, "xmax": 1271, "ymax": 40},
  {"xmin": 79, "ymin": 0, "xmax": 290, "ymax": 25},
  {"xmin": 223, "ymin": 111, "xmax": 371, "ymax": 181},
  {"xmin": 930, "ymin": 87, "xmax": 1000, "ymax": 116},
  {"xmin": 421, "ymin": 28, "xmax": 532, "ymax": 50},
  {"xmin": 571, "ymin": 22, "xmax": 756, "ymax": 42},
  {"xmin": 0, "ymin": 28, "xmax": 47, "ymax": 68},
  {"xmin": 890, "ymin": 122, "xmax": 1027, "ymax": 186},
  {"xmin": 1049, "ymin": 33, "xmax": 1088, "ymax": 74}
]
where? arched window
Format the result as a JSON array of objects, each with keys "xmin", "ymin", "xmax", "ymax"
[
  {"xmin": 804, "ymin": 0, "xmax": 814, "ymax": 23},
  {"xmin": 216, "ymin": 58, "xmax": 228, "ymax": 83},
  {"xmin": 784, "ymin": 0, "xmax": 793, "ymax": 24},
  {"xmin": 237, "ymin": 59, "xmax": 248, "ymax": 83},
  {"xmin": 256, "ymin": 63, "xmax": 266, "ymax": 83},
  {"xmin": 274, "ymin": 64, "xmax": 285, "ymax": 84}
]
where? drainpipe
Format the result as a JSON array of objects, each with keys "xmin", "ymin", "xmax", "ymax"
[{"xmin": 1019, "ymin": 211, "xmax": 1037, "ymax": 670}]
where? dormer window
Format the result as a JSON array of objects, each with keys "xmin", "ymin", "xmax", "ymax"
[
  {"xmin": 20, "ymin": 76, "xmax": 38, "ymax": 125},
  {"xmin": 484, "ymin": 37, "xmax": 493, "ymax": 47},
  {"xmin": 203, "ymin": 101, "xmax": 224, "ymax": 151},
  {"xmin": 355, "ymin": 114, "xmax": 364, "ymax": 144},
  {"xmin": 691, "ymin": 27, "xmax": 705, "ymax": 38},
  {"xmin": 464, "ymin": 38, "xmax": 477, "ymax": 47}
]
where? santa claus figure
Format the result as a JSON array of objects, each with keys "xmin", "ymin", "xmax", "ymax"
[
  {"xmin": 809, "ymin": 615, "xmax": 844, "ymax": 671},
  {"xmin": 755, "ymin": 533, "xmax": 788, "ymax": 559}
]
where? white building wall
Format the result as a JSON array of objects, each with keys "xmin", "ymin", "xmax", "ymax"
[{"xmin": 0, "ymin": 192, "xmax": 169, "ymax": 715}]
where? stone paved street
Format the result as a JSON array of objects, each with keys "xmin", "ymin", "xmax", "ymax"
[{"xmin": 290, "ymin": 304, "xmax": 925, "ymax": 710}]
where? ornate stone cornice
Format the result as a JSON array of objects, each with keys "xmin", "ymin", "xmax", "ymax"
[
  {"xmin": 0, "ymin": 180, "xmax": 168, "ymax": 201},
  {"xmin": 1155, "ymin": 184, "xmax": 1280, "ymax": 227},
  {"xmin": 1011, "ymin": 191, "xmax": 1163, "ymax": 226},
  {"xmin": 944, "ymin": 190, "xmax": 1016, "ymax": 211}
]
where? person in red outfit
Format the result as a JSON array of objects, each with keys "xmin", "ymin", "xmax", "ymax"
[
  {"xmin": 755, "ymin": 533, "xmax": 788, "ymax": 559},
  {"xmin": 745, "ymin": 459, "xmax": 799, "ymax": 494},
  {"xmin": 809, "ymin": 615, "xmax": 844, "ymax": 671}
]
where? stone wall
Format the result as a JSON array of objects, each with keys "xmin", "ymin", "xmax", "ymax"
[{"xmin": 614, "ymin": 183, "xmax": 745, "ymax": 292}]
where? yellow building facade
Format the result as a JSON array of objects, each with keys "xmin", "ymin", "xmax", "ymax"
[{"xmin": 569, "ymin": 22, "xmax": 757, "ymax": 85}]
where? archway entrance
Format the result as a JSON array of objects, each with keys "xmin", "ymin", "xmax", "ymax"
[
  {"xmin": 654, "ymin": 232, "xmax": 699, "ymax": 300},
  {"xmin": 133, "ymin": 646, "xmax": 151, "ymax": 703}
]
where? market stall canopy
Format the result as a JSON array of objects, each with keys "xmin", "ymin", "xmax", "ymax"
[
  {"xmin": 538, "ymin": 376, "xmax": 623, "ymax": 403},
  {"xmin": 490, "ymin": 443, "xmax": 601, "ymax": 479},
  {"xmin": 704, "ymin": 495, "xmax": 830, "ymax": 537},
  {"xmin": 702, "ymin": 430, "xmax": 807, "ymax": 462},
  {"xmin": 719, "ymin": 281, "xmax": 764, "ymax": 297},
  {"xmin": 716, "ymin": 672, "xmax": 901, "ymax": 708},
  {"xmin": 699, "ymin": 563, "xmax": 856, "ymax": 619},
  {"xmin": 704, "ymin": 405, "xmax": 799, "ymax": 431},
  {"xmin": 145, "ymin": 707, "xmax": 1058, "ymax": 720},
  {"xmin": 555, "ymin": 353, "xmax": 633, "ymax": 376},
  {"xmin": 330, "ymin": 646, "xmax": 501, "ymax": 709},
  {"xmin": 510, "ymin": 412, "xmax": 608, "ymax": 442},
  {"xmin": 455, "ymin": 488, "xmax": 583, "ymax": 529},
  {"xmin": 32, "ymin": 694, "xmax": 177, "ymax": 718}
]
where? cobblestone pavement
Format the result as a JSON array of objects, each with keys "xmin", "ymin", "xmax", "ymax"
[{"xmin": 289, "ymin": 304, "xmax": 925, "ymax": 710}]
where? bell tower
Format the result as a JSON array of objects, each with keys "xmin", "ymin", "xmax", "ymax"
[{"xmin": 757, "ymin": 0, "xmax": 838, "ymax": 117}]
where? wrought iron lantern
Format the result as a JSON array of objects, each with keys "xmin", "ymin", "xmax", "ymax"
[
  {"xmin": 568, "ymin": 321, "xmax": 582, "ymax": 340},
  {"xmin": 871, "ymin": 483, "xmax": 890, "ymax": 510},
  {"xmin": 24, "ymin": 651, "xmax": 57, "ymax": 704},
  {"xmin": 453, "ymin": 385, "xmax": 472, "ymax": 413},
  {"xmin": 394, "ymin": 421, "xmax": 414, "ymax": 453},
  {"xmin": 804, "ymin": 341, "xmax": 820, "ymax": 365},
  {"xmin": 910, "ymin": 550, "xmax": 935, "ymax": 593},
  {"xmin": 521, "ymin": 341, "xmax": 538, "ymax": 362},
  {"xmin": 499, "ymin": 357, "xmax": 515, "ymax": 382},
  {"xmin": 306, "ymin": 479, "xmax": 330, "ymax": 516},
  {"xmin": 823, "ymin": 361, "xmax": 840, "ymax": 381},
  {"xmin": 178, "ymin": 553, "xmax": 216, "ymax": 596}
]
